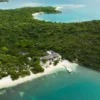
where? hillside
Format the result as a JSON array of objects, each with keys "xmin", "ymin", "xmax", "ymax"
[{"xmin": 0, "ymin": 7, "xmax": 100, "ymax": 80}]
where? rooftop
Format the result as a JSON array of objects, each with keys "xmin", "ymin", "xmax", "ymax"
[{"xmin": 41, "ymin": 50, "xmax": 60, "ymax": 60}]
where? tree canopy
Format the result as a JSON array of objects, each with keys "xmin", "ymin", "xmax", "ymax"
[
  {"xmin": 0, "ymin": 7, "xmax": 100, "ymax": 80},
  {"xmin": 0, "ymin": 0, "xmax": 8, "ymax": 2}
]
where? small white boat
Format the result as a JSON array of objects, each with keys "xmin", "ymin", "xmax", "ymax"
[
  {"xmin": 63, "ymin": 64, "xmax": 72, "ymax": 73},
  {"xmin": 66, "ymin": 67, "xmax": 72, "ymax": 73}
]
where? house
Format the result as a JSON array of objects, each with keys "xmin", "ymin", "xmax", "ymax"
[
  {"xmin": 40, "ymin": 50, "xmax": 61, "ymax": 68},
  {"xmin": 40, "ymin": 50, "xmax": 61, "ymax": 61}
]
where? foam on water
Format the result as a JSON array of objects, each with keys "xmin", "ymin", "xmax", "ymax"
[{"xmin": 55, "ymin": 4, "xmax": 85, "ymax": 10}]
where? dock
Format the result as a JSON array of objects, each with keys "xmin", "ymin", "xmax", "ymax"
[{"xmin": 63, "ymin": 64, "xmax": 72, "ymax": 73}]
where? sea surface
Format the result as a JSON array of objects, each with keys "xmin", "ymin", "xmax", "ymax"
[
  {"xmin": 1, "ymin": 66, "xmax": 100, "ymax": 100},
  {"xmin": 0, "ymin": 0, "xmax": 100, "ymax": 100},
  {"xmin": 0, "ymin": 0, "xmax": 100, "ymax": 22}
]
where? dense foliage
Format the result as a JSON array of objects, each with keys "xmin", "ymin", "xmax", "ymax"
[{"xmin": 0, "ymin": 7, "xmax": 100, "ymax": 80}]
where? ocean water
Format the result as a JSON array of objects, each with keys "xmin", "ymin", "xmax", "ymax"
[
  {"xmin": 0, "ymin": 0, "xmax": 100, "ymax": 22},
  {"xmin": 1, "ymin": 66, "xmax": 100, "ymax": 100},
  {"xmin": 0, "ymin": 0, "xmax": 100, "ymax": 100}
]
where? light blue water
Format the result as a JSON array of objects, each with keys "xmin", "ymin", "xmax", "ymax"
[
  {"xmin": 0, "ymin": 0, "xmax": 100, "ymax": 100},
  {"xmin": 37, "ymin": 7, "xmax": 100, "ymax": 22},
  {"xmin": 1, "ymin": 66, "xmax": 100, "ymax": 100},
  {"xmin": 0, "ymin": 0, "xmax": 100, "ymax": 22}
]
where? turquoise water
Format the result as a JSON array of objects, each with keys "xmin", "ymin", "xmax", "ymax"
[
  {"xmin": 1, "ymin": 66, "xmax": 100, "ymax": 100},
  {"xmin": 0, "ymin": 0, "xmax": 100, "ymax": 100},
  {"xmin": 37, "ymin": 4, "xmax": 100, "ymax": 22},
  {"xmin": 0, "ymin": 0, "xmax": 100, "ymax": 22}
]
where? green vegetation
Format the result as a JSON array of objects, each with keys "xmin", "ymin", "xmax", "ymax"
[
  {"xmin": 0, "ymin": 7, "xmax": 100, "ymax": 80},
  {"xmin": 31, "ymin": 65, "xmax": 44, "ymax": 74},
  {"xmin": 0, "ymin": 0, "xmax": 8, "ymax": 2},
  {"xmin": 42, "ymin": 59, "xmax": 47, "ymax": 63},
  {"xmin": 54, "ymin": 60, "xmax": 59, "ymax": 66}
]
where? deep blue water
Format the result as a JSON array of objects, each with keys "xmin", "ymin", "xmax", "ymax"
[{"xmin": 0, "ymin": 0, "xmax": 100, "ymax": 100}]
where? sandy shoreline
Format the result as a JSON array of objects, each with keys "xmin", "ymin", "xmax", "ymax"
[
  {"xmin": 0, "ymin": 60, "xmax": 78, "ymax": 89},
  {"xmin": 32, "ymin": 12, "xmax": 44, "ymax": 20},
  {"xmin": 32, "ymin": 7, "xmax": 86, "ymax": 23},
  {"xmin": 32, "ymin": 7, "xmax": 59, "ymax": 21}
]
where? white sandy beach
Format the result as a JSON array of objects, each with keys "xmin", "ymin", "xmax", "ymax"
[
  {"xmin": 0, "ymin": 60, "xmax": 78, "ymax": 89},
  {"xmin": 32, "ymin": 12, "xmax": 44, "ymax": 17},
  {"xmin": 32, "ymin": 12, "xmax": 44, "ymax": 20},
  {"xmin": 32, "ymin": 7, "xmax": 60, "ymax": 21}
]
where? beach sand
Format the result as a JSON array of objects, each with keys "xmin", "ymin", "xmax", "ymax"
[
  {"xmin": 0, "ymin": 60, "xmax": 78, "ymax": 89},
  {"xmin": 32, "ymin": 7, "xmax": 60, "ymax": 20},
  {"xmin": 32, "ymin": 12, "xmax": 44, "ymax": 20}
]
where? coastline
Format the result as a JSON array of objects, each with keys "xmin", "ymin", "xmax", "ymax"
[
  {"xmin": 31, "ymin": 8, "xmax": 87, "ymax": 23},
  {"xmin": 32, "ymin": 12, "xmax": 44, "ymax": 20},
  {"xmin": 55, "ymin": 7, "xmax": 63, "ymax": 10},
  {"xmin": 32, "ymin": 7, "xmax": 60, "ymax": 21},
  {"xmin": 0, "ymin": 60, "xmax": 78, "ymax": 89}
]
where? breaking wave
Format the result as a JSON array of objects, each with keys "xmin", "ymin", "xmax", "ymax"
[{"xmin": 55, "ymin": 4, "xmax": 85, "ymax": 10}]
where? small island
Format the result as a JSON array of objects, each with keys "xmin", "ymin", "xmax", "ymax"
[
  {"xmin": 0, "ymin": 0, "xmax": 8, "ymax": 2},
  {"xmin": 0, "ymin": 6, "xmax": 100, "ymax": 88}
]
